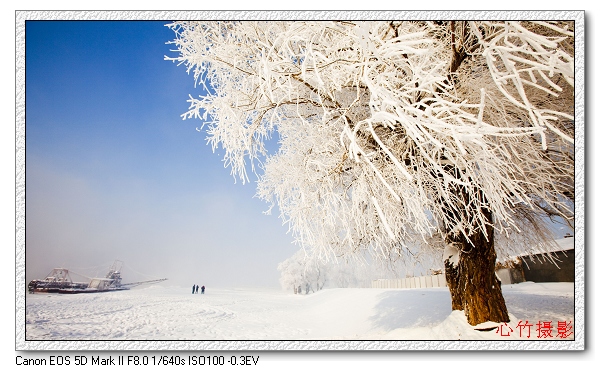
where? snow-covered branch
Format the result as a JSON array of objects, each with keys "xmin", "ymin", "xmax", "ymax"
[{"xmin": 167, "ymin": 20, "xmax": 575, "ymax": 264}]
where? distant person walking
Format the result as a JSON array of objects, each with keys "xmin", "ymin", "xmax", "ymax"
[{"xmin": 201, "ymin": 285, "xmax": 205, "ymax": 294}]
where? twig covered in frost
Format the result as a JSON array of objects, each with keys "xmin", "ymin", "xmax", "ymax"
[{"xmin": 166, "ymin": 20, "xmax": 574, "ymax": 265}]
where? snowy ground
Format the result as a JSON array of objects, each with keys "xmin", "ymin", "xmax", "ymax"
[{"xmin": 24, "ymin": 282, "xmax": 576, "ymax": 347}]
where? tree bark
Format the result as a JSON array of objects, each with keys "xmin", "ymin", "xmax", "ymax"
[
  {"xmin": 442, "ymin": 187, "xmax": 510, "ymax": 326},
  {"xmin": 444, "ymin": 226, "xmax": 509, "ymax": 325},
  {"xmin": 444, "ymin": 247, "xmax": 463, "ymax": 311}
]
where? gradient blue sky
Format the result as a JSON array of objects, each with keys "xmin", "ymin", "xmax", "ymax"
[{"xmin": 25, "ymin": 20, "xmax": 298, "ymax": 288}]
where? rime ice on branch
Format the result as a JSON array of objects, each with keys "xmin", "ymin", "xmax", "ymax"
[{"xmin": 166, "ymin": 21, "xmax": 575, "ymax": 325}]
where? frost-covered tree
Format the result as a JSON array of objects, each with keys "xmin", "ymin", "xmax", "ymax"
[
  {"xmin": 278, "ymin": 249, "xmax": 328, "ymax": 293},
  {"xmin": 279, "ymin": 248, "xmax": 410, "ymax": 291},
  {"xmin": 277, "ymin": 252, "xmax": 305, "ymax": 293},
  {"xmin": 166, "ymin": 21, "xmax": 575, "ymax": 325}
]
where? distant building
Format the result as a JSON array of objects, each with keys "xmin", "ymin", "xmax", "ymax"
[
  {"xmin": 497, "ymin": 236, "xmax": 575, "ymax": 284},
  {"xmin": 371, "ymin": 236, "xmax": 576, "ymax": 289}
]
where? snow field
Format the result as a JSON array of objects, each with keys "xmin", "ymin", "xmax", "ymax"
[{"xmin": 25, "ymin": 283, "xmax": 575, "ymax": 342}]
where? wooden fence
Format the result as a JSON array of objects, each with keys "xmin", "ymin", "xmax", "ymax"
[{"xmin": 371, "ymin": 274, "xmax": 447, "ymax": 289}]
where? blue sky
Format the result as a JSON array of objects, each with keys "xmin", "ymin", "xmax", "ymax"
[{"xmin": 25, "ymin": 20, "xmax": 298, "ymax": 288}]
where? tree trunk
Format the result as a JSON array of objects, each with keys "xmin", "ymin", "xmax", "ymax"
[
  {"xmin": 442, "ymin": 182, "xmax": 510, "ymax": 326},
  {"xmin": 444, "ymin": 245, "xmax": 463, "ymax": 311}
]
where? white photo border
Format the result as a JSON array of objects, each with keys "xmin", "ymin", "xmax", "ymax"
[{"xmin": 15, "ymin": 10, "xmax": 585, "ymax": 351}]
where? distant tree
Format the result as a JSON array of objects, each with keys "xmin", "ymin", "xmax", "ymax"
[
  {"xmin": 278, "ymin": 249, "xmax": 327, "ymax": 293},
  {"xmin": 329, "ymin": 261, "xmax": 356, "ymax": 288},
  {"xmin": 277, "ymin": 251, "xmax": 305, "ymax": 293},
  {"xmin": 167, "ymin": 21, "xmax": 575, "ymax": 325}
]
